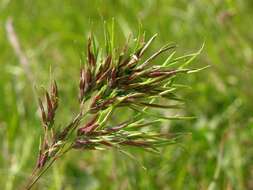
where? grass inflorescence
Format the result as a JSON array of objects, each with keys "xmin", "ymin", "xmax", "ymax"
[{"xmin": 24, "ymin": 28, "xmax": 204, "ymax": 189}]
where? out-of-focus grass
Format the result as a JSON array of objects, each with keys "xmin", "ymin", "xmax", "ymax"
[{"xmin": 0, "ymin": 0, "xmax": 253, "ymax": 189}]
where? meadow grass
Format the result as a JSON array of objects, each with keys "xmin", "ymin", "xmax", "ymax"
[{"xmin": 0, "ymin": 1, "xmax": 253, "ymax": 189}]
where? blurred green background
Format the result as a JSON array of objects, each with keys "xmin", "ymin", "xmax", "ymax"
[{"xmin": 0, "ymin": 0, "xmax": 253, "ymax": 189}]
